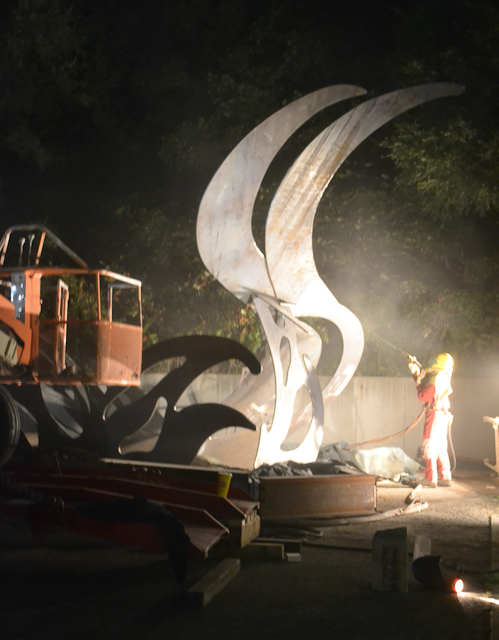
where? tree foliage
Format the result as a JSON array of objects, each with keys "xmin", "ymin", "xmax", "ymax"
[{"xmin": 0, "ymin": 0, "xmax": 499, "ymax": 376}]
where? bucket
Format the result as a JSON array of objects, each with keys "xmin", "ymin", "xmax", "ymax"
[{"xmin": 217, "ymin": 472, "xmax": 232, "ymax": 497}]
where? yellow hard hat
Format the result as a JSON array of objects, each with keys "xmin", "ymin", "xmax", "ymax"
[{"xmin": 431, "ymin": 353, "xmax": 454, "ymax": 373}]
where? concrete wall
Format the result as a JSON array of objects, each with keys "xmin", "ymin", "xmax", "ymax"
[
  {"xmin": 171, "ymin": 374, "xmax": 499, "ymax": 463},
  {"xmin": 323, "ymin": 377, "xmax": 498, "ymax": 463}
]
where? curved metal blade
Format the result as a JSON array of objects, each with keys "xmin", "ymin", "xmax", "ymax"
[
  {"xmin": 266, "ymin": 83, "xmax": 465, "ymax": 305},
  {"xmin": 196, "ymin": 85, "xmax": 366, "ymax": 302}
]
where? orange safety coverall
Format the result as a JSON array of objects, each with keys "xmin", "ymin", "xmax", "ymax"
[{"xmin": 415, "ymin": 371, "xmax": 453, "ymax": 484}]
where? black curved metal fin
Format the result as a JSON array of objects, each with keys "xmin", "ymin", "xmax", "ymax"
[{"xmin": 132, "ymin": 403, "xmax": 256, "ymax": 465}]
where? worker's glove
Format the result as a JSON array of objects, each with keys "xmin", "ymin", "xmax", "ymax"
[{"xmin": 404, "ymin": 354, "xmax": 420, "ymax": 376}]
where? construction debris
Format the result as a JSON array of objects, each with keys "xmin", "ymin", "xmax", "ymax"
[{"xmin": 185, "ymin": 558, "xmax": 241, "ymax": 607}]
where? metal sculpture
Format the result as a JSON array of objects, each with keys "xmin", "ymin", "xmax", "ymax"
[
  {"xmin": 196, "ymin": 83, "xmax": 464, "ymax": 469},
  {"xmin": 104, "ymin": 336, "xmax": 261, "ymax": 464},
  {"xmin": 8, "ymin": 335, "xmax": 261, "ymax": 465}
]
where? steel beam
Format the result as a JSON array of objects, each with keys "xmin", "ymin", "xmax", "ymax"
[{"xmin": 258, "ymin": 474, "xmax": 376, "ymax": 521}]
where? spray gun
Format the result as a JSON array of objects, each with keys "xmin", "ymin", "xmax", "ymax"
[{"xmin": 373, "ymin": 333, "xmax": 422, "ymax": 370}]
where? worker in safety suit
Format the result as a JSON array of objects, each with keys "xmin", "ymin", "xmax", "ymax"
[{"xmin": 408, "ymin": 353, "xmax": 454, "ymax": 487}]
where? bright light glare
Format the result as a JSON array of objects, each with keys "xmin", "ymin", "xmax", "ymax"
[
  {"xmin": 453, "ymin": 579, "xmax": 464, "ymax": 593},
  {"xmin": 458, "ymin": 592, "xmax": 499, "ymax": 606}
]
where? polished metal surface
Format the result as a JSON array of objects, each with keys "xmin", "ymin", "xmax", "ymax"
[
  {"xmin": 251, "ymin": 295, "xmax": 324, "ymax": 467},
  {"xmin": 196, "ymin": 84, "xmax": 464, "ymax": 470},
  {"xmin": 197, "ymin": 86, "xmax": 367, "ymax": 468},
  {"xmin": 197, "ymin": 86, "xmax": 367, "ymax": 303}
]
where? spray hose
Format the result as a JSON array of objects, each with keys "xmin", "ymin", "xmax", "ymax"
[
  {"xmin": 344, "ymin": 406, "xmax": 426, "ymax": 451},
  {"xmin": 448, "ymin": 415, "xmax": 457, "ymax": 472}
]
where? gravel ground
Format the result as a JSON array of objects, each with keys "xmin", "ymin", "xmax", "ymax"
[
  {"xmin": 1, "ymin": 461, "xmax": 499, "ymax": 640},
  {"xmin": 318, "ymin": 463, "xmax": 499, "ymax": 571}
]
